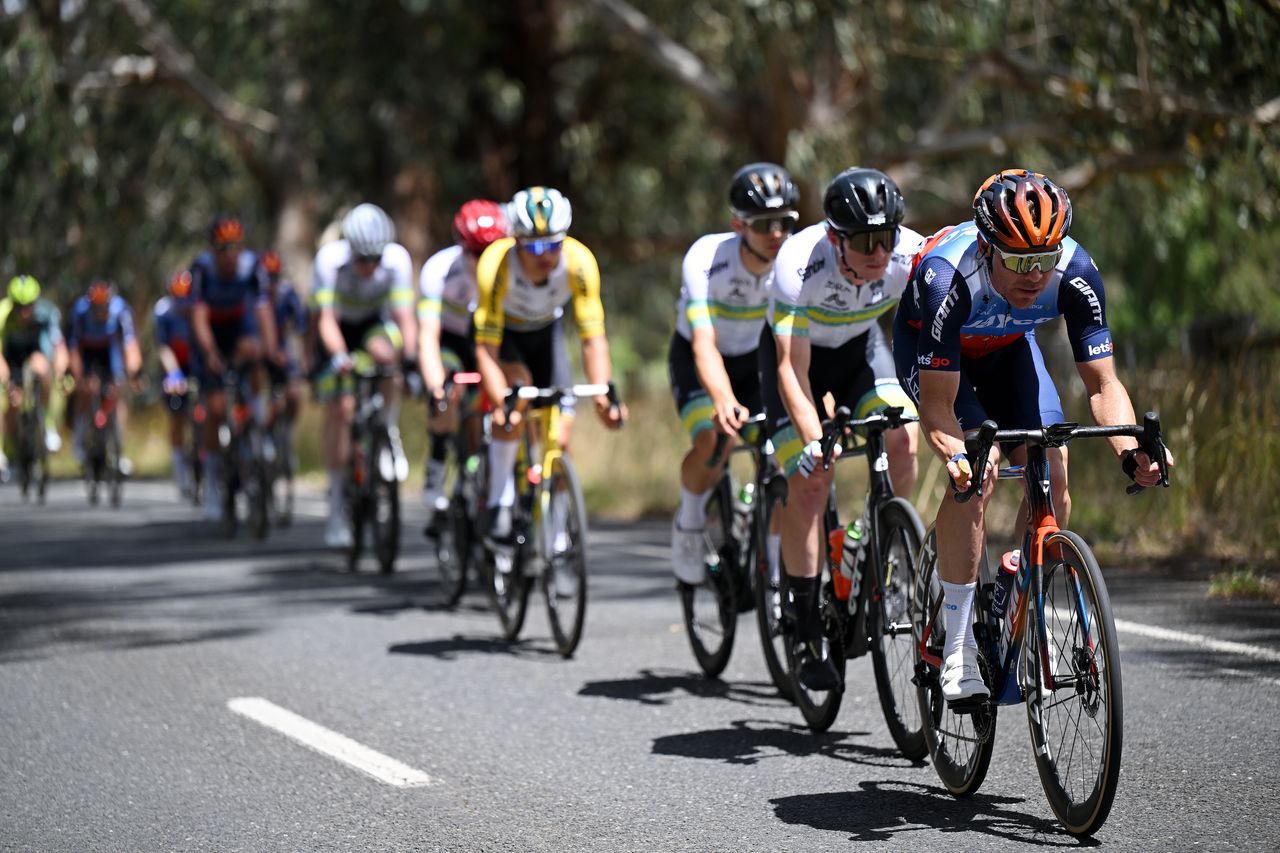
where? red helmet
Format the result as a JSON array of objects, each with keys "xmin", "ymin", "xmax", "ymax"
[
  {"xmin": 261, "ymin": 250, "xmax": 282, "ymax": 276},
  {"xmin": 451, "ymin": 200, "xmax": 508, "ymax": 254},
  {"xmin": 210, "ymin": 216, "xmax": 245, "ymax": 245},
  {"xmin": 88, "ymin": 280, "xmax": 113, "ymax": 306},
  {"xmin": 168, "ymin": 270, "xmax": 193, "ymax": 299}
]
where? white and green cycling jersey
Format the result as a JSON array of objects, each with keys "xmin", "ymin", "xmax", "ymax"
[
  {"xmin": 674, "ymin": 232, "xmax": 772, "ymax": 357},
  {"xmin": 311, "ymin": 239, "xmax": 415, "ymax": 324},
  {"xmin": 769, "ymin": 222, "xmax": 924, "ymax": 348}
]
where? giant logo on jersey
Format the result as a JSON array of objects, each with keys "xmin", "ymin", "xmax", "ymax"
[{"xmin": 1067, "ymin": 276, "xmax": 1104, "ymax": 326}]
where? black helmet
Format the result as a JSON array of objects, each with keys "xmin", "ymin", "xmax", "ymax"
[
  {"xmin": 728, "ymin": 162, "xmax": 799, "ymax": 218},
  {"xmin": 823, "ymin": 167, "xmax": 905, "ymax": 234}
]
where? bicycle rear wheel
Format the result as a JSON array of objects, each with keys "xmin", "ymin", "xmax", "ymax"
[
  {"xmin": 914, "ymin": 529, "xmax": 996, "ymax": 795},
  {"xmin": 1027, "ymin": 530, "xmax": 1123, "ymax": 837},
  {"xmin": 785, "ymin": 588, "xmax": 846, "ymax": 733},
  {"xmin": 543, "ymin": 454, "xmax": 589, "ymax": 657},
  {"xmin": 245, "ymin": 432, "xmax": 270, "ymax": 541},
  {"xmin": 107, "ymin": 423, "xmax": 124, "ymax": 508},
  {"xmin": 486, "ymin": 527, "xmax": 531, "ymax": 642},
  {"xmin": 371, "ymin": 430, "xmax": 401, "ymax": 574},
  {"xmin": 870, "ymin": 497, "xmax": 927, "ymax": 760},
  {"xmin": 751, "ymin": 492, "xmax": 793, "ymax": 701},
  {"xmin": 679, "ymin": 477, "xmax": 737, "ymax": 678}
]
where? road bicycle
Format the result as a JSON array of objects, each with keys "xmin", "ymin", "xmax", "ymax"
[
  {"xmin": 217, "ymin": 369, "xmax": 272, "ymax": 540},
  {"xmin": 83, "ymin": 380, "xmax": 124, "ymax": 508},
  {"xmin": 912, "ymin": 413, "xmax": 1170, "ymax": 836},
  {"xmin": 343, "ymin": 360, "xmax": 402, "ymax": 574},
  {"xmin": 484, "ymin": 381, "xmax": 622, "ymax": 658},
  {"xmin": 679, "ymin": 412, "xmax": 793, "ymax": 700},
  {"xmin": 9, "ymin": 368, "xmax": 51, "ymax": 504},
  {"xmin": 424, "ymin": 371, "xmax": 486, "ymax": 607},
  {"xmin": 780, "ymin": 406, "xmax": 928, "ymax": 752}
]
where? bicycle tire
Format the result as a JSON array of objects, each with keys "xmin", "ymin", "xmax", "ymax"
[
  {"xmin": 1027, "ymin": 530, "xmax": 1124, "ymax": 837},
  {"xmin": 108, "ymin": 424, "xmax": 123, "ymax": 508},
  {"xmin": 220, "ymin": 451, "xmax": 239, "ymax": 538},
  {"xmin": 248, "ymin": 456, "xmax": 270, "ymax": 541},
  {"xmin": 751, "ymin": 489, "xmax": 793, "ymax": 701},
  {"xmin": 785, "ymin": 591, "xmax": 846, "ymax": 733},
  {"xmin": 870, "ymin": 497, "xmax": 928, "ymax": 760},
  {"xmin": 914, "ymin": 528, "xmax": 996, "ymax": 795},
  {"xmin": 485, "ymin": 529, "xmax": 531, "ymax": 641},
  {"xmin": 273, "ymin": 420, "xmax": 295, "ymax": 528},
  {"xmin": 543, "ymin": 454, "xmax": 589, "ymax": 657},
  {"xmin": 347, "ymin": 474, "xmax": 366, "ymax": 573},
  {"xmin": 679, "ymin": 476, "xmax": 737, "ymax": 678},
  {"xmin": 371, "ymin": 430, "xmax": 401, "ymax": 574}
]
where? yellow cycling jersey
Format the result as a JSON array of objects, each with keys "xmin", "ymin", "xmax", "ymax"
[{"xmin": 473, "ymin": 236, "xmax": 606, "ymax": 346}]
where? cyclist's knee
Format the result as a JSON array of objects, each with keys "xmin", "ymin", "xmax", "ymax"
[
  {"xmin": 885, "ymin": 424, "xmax": 914, "ymax": 459},
  {"xmin": 786, "ymin": 470, "xmax": 830, "ymax": 516},
  {"xmin": 237, "ymin": 337, "xmax": 262, "ymax": 364}
]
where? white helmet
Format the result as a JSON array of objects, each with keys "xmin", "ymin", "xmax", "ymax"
[
  {"xmin": 342, "ymin": 203, "xmax": 396, "ymax": 257},
  {"xmin": 508, "ymin": 187, "xmax": 572, "ymax": 240}
]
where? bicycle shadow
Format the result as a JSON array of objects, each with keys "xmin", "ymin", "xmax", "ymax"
[
  {"xmin": 388, "ymin": 633, "xmax": 563, "ymax": 661},
  {"xmin": 653, "ymin": 719, "xmax": 916, "ymax": 769},
  {"xmin": 771, "ymin": 780, "xmax": 1096, "ymax": 847},
  {"xmin": 577, "ymin": 668, "xmax": 787, "ymax": 707}
]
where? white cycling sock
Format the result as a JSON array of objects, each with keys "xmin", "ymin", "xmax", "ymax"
[
  {"xmin": 942, "ymin": 580, "xmax": 978, "ymax": 661},
  {"xmin": 767, "ymin": 533, "xmax": 782, "ymax": 586},
  {"xmin": 677, "ymin": 485, "xmax": 710, "ymax": 531},
  {"xmin": 551, "ymin": 490, "xmax": 569, "ymax": 552},
  {"xmin": 487, "ymin": 439, "xmax": 518, "ymax": 508}
]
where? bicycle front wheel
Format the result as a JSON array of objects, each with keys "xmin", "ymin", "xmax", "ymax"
[
  {"xmin": 543, "ymin": 454, "xmax": 589, "ymax": 657},
  {"xmin": 870, "ymin": 497, "xmax": 927, "ymax": 760},
  {"xmin": 679, "ymin": 477, "xmax": 737, "ymax": 678},
  {"xmin": 371, "ymin": 431, "xmax": 401, "ymax": 575},
  {"xmin": 751, "ymin": 492, "xmax": 793, "ymax": 701},
  {"xmin": 785, "ymin": 589, "xmax": 846, "ymax": 733},
  {"xmin": 914, "ymin": 528, "xmax": 996, "ymax": 795},
  {"xmin": 1027, "ymin": 530, "xmax": 1123, "ymax": 837}
]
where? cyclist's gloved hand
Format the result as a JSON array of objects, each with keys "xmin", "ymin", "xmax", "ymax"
[
  {"xmin": 162, "ymin": 369, "xmax": 187, "ymax": 395},
  {"xmin": 329, "ymin": 352, "xmax": 353, "ymax": 374},
  {"xmin": 796, "ymin": 440, "xmax": 824, "ymax": 479}
]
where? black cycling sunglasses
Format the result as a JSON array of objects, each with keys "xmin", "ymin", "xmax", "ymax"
[
  {"xmin": 744, "ymin": 211, "xmax": 800, "ymax": 235},
  {"xmin": 837, "ymin": 227, "xmax": 898, "ymax": 255}
]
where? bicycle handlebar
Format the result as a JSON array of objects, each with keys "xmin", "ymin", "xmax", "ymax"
[
  {"xmin": 953, "ymin": 412, "xmax": 1171, "ymax": 503},
  {"xmin": 502, "ymin": 380, "xmax": 625, "ymax": 426},
  {"xmin": 819, "ymin": 406, "xmax": 853, "ymax": 471},
  {"xmin": 431, "ymin": 371, "xmax": 482, "ymax": 414},
  {"xmin": 706, "ymin": 410, "xmax": 768, "ymax": 467}
]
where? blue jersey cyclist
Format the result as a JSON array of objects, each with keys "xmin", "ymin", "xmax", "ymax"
[
  {"xmin": 154, "ymin": 269, "xmax": 198, "ymax": 497},
  {"xmin": 68, "ymin": 280, "xmax": 143, "ymax": 472},
  {"xmin": 190, "ymin": 216, "xmax": 280, "ymax": 521},
  {"xmin": 668, "ymin": 162, "xmax": 798, "ymax": 588},
  {"xmin": 0, "ymin": 275, "xmax": 69, "ymax": 471},
  {"xmin": 893, "ymin": 169, "xmax": 1172, "ymax": 704},
  {"xmin": 262, "ymin": 250, "xmax": 308, "ymax": 429},
  {"xmin": 763, "ymin": 167, "xmax": 922, "ymax": 691}
]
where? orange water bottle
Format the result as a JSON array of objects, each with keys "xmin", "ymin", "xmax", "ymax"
[{"xmin": 828, "ymin": 527, "xmax": 851, "ymax": 600}]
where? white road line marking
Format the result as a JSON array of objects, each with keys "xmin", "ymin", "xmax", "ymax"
[
  {"xmin": 228, "ymin": 697, "xmax": 433, "ymax": 788},
  {"xmin": 1113, "ymin": 618, "xmax": 1280, "ymax": 665}
]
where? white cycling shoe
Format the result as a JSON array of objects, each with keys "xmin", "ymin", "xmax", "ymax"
[
  {"xmin": 941, "ymin": 646, "xmax": 990, "ymax": 704},
  {"xmin": 324, "ymin": 514, "xmax": 353, "ymax": 549},
  {"xmin": 671, "ymin": 516, "xmax": 708, "ymax": 585}
]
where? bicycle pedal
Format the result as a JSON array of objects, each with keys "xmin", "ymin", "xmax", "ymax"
[{"xmin": 947, "ymin": 695, "xmax": 991, "ymax": 715}]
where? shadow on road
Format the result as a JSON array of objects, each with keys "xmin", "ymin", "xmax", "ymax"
[
  {"xmin": 389, "ymin": 633, "xmax": 563, "ymax": 661},
  {"xmin": 653, "ymin": 719, "xmax": 917, "ymax": 769},
  {"xmin": 578, "ymin": 668, "xmax": 786, "ymax": 707},
  {"xmin": 771, "ymin": 780, "xmax": 1095, "ymax": 847}
]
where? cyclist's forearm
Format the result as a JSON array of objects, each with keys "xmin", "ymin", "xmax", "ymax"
[
  {"xmin": 1086, "ymin": 372, "xmax": 1140, "ymax": 458},
  {"xmin": 124, "ymin": 341, "xmax": 143, "ymax": 377},
  {"xmin": 318, "ymin": 311, "xmax": 346, "ymax": 357},
  {"xmin": 417, "ymin": 321, "xmax": 446, "ymax": 391},
  {"xmin": 192, "ymin": 305, "xmax": 217, "ymax": 358},
  {"xmin": 581, "ymin": 334, "xmax": 612, "ymax": 385},
  {"xmin": 392, "ymin": 306, "xmax": 417, "ymax": 360},
  {"xmin": 691, "ymin": 334, "xmax": 735, "ymax": 409},
  {"xmin": 917, "ymin": 371, "xmax": 967, "ymax": 462},
  {"xmin": 157, "ymin": 345, "xmax": 181, "ymax": 376},
  {"xmin": 475, "ymin": 342, "xmax": 507, "ymax": 404},
  {"xmin": 256, "ymin": 301, "xmax": 279, "ymax": 357}
]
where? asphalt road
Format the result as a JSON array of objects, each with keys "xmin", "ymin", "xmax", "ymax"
[{"xmin": 2, "ymin": 481, "xmax": 1278, "ymax": 852}]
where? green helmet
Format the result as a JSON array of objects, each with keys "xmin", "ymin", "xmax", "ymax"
[{"xmin": 7, "ymin": 275, "xmax": 41, "ymax": 306}]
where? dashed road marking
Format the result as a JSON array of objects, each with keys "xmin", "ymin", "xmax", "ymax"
[{"xmin": 228, "ymin": 697, "xmax": 433, "ymax": 788}]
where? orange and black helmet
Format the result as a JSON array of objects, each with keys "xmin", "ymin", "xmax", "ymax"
[
  {"xmin": 209, "ymin": 216, "xmax": 245, "ymax": 245},
  {"xmin": 261, "ymin": 250, "xmax": 282, "ymax": 276},
  {"xmin": 168, "ymin": 270, "xmax": 193, "ymax": 299},
  {"xmin": 972, "ymin": 169, "xmax": 1071, "ymax": 252},
  {"xmin": 88, "ymin": 279, "xmax": 113, "ymax": 306}
]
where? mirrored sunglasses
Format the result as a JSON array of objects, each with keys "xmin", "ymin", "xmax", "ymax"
[
  {"xmin": 519, "ymin": 238, "xmax": 564, "ymax": 256},
  {"xmin": 995, "ymin": 245, "xmax": 1062, "ymax": 275},
  {"xmin": 745, "ymin": 211, "xmax": 800, "ymax": 235},
  {"xmin": 355, "ymin": 253, "xmax": 383, "ymax": 264},
  {"xmin": 838, "ymin": 227, "xmax": 898, "ymax": 255}
]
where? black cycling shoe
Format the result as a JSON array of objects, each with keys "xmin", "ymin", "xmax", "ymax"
[{"xmin": 795, "ymin": 637, "xmax": 842, "ymax": 692}]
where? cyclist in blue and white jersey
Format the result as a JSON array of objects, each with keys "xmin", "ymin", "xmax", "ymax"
[
  {"xmin": 262, "ymin": 250, "xmax": 308, "ymax": 433},
  {"xmin": 190, "ymin": 216, "xmax": 280, "ymax": 520},
  {"xmin": 68, "ymin": 280, "xmax": 143, "ymax": 472},
  {"xmin": 417, "ymin": 199, "xmax": 508, "ymax": 517},
  {"xmin": 154, "ymin": 269, "xmax": 198, "ymax": 497},
  {"xmin": 312, "ymin": 203, "xmax": 417, "ymax": 547},
  {"xmin": 668, "ymin": 162, "xmax": 798, "ymax": 586},
  {"xmin": 763, "ymin": 167, "xmax": 922, "ymax": 690},
  {"xmin": 894, "ymin": 168, "xmax": 1171, "ymax": 703}
]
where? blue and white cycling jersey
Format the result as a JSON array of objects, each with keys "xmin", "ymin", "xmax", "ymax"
[
  {"xmin": 190, "ymin": 249, "xmax": 268, "ymax": 327},
  {"xmin": 154, "ymin": 296, "xmax": 195, "ymax": 369},
  {"xmin": 896, "ymin": 222, "xmax": 1113, "ymax": 370},
  {"xmin": 69, "ymin": 294, "xmax": 137, "ymax": 354}
]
